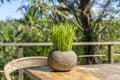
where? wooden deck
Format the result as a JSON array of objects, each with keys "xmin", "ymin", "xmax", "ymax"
[{"xmin": 25, "ymin": 64, "xmax": 120, "ymax": 80}]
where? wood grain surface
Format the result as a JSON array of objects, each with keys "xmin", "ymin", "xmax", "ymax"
[{"xmin": 25, "ymin": 64, "xmax": 120, "ymax": 80}]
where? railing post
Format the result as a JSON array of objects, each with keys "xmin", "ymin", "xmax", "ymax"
[
  {"xmin": 18, "ymin": 46, "xmax": 24, "ymax": 80},
  {"xmin": 108, "ymin": 44, "xmax": 114, "ymax": 63}
]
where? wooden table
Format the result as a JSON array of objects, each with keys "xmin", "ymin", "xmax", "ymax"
[{"xmin": 24, "ymin": 64, "xmax": 120, "ymax": 80}]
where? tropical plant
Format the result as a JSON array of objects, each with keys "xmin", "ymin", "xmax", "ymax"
[
  {"xmin": 52, "ymin": 23, "xmax": 74, "ymax": 51},
  {"xmin": 20, "ymin": 0, "xmax": 120, "ymax": 64}
]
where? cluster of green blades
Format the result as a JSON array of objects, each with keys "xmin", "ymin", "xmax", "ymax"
[{"xmin": 52, "ymin": 23, "xmax": 74, "ymax": 51}]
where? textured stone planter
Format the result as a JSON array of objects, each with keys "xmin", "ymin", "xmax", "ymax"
[{"xmin": 48, "ymin": 51, "xmax": 77, "ymax": 71}]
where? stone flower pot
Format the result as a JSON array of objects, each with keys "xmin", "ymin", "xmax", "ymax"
[{"xmin": 48, "ymin": 51, "xmax": 77, "ymax": 71}]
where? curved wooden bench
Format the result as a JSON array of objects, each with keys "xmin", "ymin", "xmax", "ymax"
[{"xmin": 4, "ymin": 57, "xmax": 48, "ymax": 80}]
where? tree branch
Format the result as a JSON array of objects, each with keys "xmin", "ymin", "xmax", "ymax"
[
  {"xmin": 95, "ymin": 0, "xmax": 111, "ymax": 22},
  {"xmin": 98, "ymin": 10, "xmax": 120, "ymax": 34}
]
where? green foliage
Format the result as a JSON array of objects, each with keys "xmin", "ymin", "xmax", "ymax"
[
  {"xmin": 0, "ymin": 19, "xmax": 53, "ymax": 79},
  {"xmin": 52, "ymin": 23, "xmax": 74, "ymax": 51}
]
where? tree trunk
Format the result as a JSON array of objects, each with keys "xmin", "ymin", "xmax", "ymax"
[{"xmin": 80, "ymin": 0, "xmax": 99, "ymax": 64}]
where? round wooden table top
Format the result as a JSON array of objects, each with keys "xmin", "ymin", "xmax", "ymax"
[{"xmin": 25, "ymin": 64, "xmax": 120, "ymax": 80}]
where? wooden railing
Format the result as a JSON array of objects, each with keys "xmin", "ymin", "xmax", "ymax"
[{"xmin": 1, "ymin": 42, "xmax": 120, "ymax": 80}]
